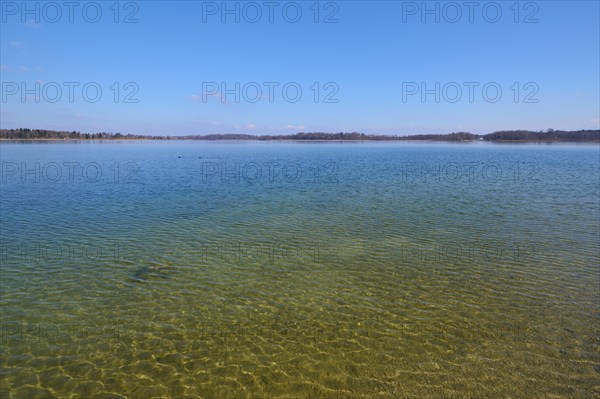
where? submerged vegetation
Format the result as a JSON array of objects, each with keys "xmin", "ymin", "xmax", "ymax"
[{"xmin": 1, "ymin": 128, "xmax": 599, "ymax": 142}]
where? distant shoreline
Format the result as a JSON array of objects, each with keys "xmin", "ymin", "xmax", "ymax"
[
  {"xmin": 0, "ymin": 138, "xmax": 600, "ymax": 144},
  {"xmin": 2, "ymin": 138, "xmax": 599, "ymax": 143},
  {"xmin": 1, "ymin": 129, "xmax": 599, "ymax": 142},
  {"xmin": 2, "ymin": 138, "xmax": 600, "ymax": 143}
]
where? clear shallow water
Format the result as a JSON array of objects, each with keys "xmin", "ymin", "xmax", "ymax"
[{"xmin": 0, "ymin": 141, "xmax": 598, "ymax": 398}]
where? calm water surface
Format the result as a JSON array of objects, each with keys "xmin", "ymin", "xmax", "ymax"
[{"xmin": 1, "ymin": 141, "xmax": 599, "ymax": 398}]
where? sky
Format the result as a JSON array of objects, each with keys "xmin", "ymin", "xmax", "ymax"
[{"xmin": 0, "ymin": 0, "xmax": 599, "ymax": 136}]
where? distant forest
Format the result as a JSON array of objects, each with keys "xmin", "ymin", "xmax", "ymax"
[
  {"xmin": 1, "ymin": 128, "xmax": 599, "ymax": 142},
  {"xmin": 0, "ymin": 129, "xmax": 168, "ymax": 140}
]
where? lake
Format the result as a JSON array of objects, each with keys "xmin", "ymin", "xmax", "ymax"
[{"xmin": 1, "ymin": 141, "xmax": 598, "ymax": 398}]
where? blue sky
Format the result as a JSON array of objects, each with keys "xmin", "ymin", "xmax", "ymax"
[{"xmin": 1, "ymin": 0, "xmax": 599, "ymax": 136}]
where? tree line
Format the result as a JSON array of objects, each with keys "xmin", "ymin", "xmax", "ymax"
[
  {"xmin": 482, "ymin": 129, "xmax": 600, "ymax": 141},
  {"xmin": 0, "ymin": 128, "xmax": 168, "ymax": 140},
  {"xmin": 1, "ymin": 128, "xmax": 598, "ymax": 142}
]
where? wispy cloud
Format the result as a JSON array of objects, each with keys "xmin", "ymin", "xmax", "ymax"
[
  {"xmin": 189, "ymin": 92, "xmax": 223, "ymax": 103},
  {"xmin": 233, "ymin": 123, "xmax": 258, "ymax": 129},
  {"xmin": 284, "ymin": 125, "xmax": 306, "ymax": 130},
  {"xmin": 191, "ymin": 118, "xmax": 222, "ymax": 126},
  {"xmin": 0, "ymin": 64, "xmax": 43, "ymax": 73}
]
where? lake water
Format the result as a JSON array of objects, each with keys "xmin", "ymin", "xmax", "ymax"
[{"xmin": 1, "ymin": 141, "xmax": 598, "ymax": 398}]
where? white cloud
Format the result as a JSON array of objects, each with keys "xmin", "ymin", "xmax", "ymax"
[
  {"xmin": 284, "ymin": 125, "xmax": 305, "ymax": 130},
  {"xmin": 0, "ymin": 64, "xmax": 43, "ymax": 73},
  {"xmin": 191, "ymin": 118, "xmax": 222, "ymax": 126}
]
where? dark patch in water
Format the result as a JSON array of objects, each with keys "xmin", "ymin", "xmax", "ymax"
[{"xmin": 129, "ymin": 263, "xmax": 172, "ymax": 283}]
